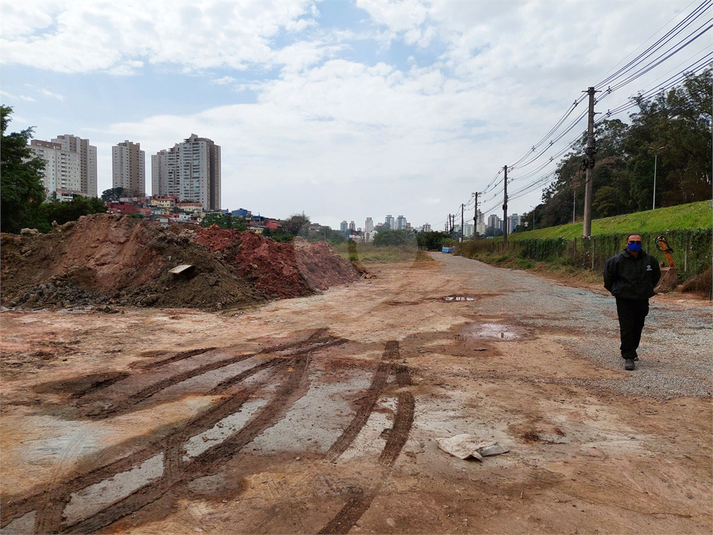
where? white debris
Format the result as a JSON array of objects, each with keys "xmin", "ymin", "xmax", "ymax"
[{"xmin": 436, "ymin": 434, "xmax": 509, "ymax": 461}]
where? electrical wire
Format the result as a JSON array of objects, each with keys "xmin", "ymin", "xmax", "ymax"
[{"xmin": 456, "ymin": 1, "xmax": 712, "ymax": 229}]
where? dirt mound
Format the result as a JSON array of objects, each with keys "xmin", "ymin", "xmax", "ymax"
[
  {"xmin": 680, "ymin": 267, "xmax": 712, "ymax": 296},
  {"xmin": 1, "ymin": 215, "xmax": 359, "ymax": 310}
]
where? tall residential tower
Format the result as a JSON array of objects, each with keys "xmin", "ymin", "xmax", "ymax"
[
  {"xmin": 152, "ymin": 134, "xmax": 221, "ymax": 210},
  {"xmin": 29, "ymin": 134, "xmax": 97, "ymax": 198},
  {"xmin": 112, "ymin": 140, "xmax": 145, "ymax": 196}
]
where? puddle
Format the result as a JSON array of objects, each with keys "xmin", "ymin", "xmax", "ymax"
[
  {"xmin": 63, "ymin": 453, "xmax": 164, "ymax": 525},
  {"xmin": 443, "ymin": 296, "xmax": 476, "ymax": 302},
  {"xmin": 459, "ymin": 323, "xmax": 525, "ymax": 340}
]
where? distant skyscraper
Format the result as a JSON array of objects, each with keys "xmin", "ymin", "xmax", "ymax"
[
  {"xmin": 112, "ymin": 140, "xmax": 145, "ymax": 196},
  {"xmin": 422, "ymin": 223, "xmax": 432, "ymax": 232},
  {"xmin": 340, "ymin": 220, "xmax": 348, "ymax": 233},
  {"xmin": 349, "ymin": 221, "xmax": 356, "ymax": 231},
  {"xmin": 509, "ymin": 214, "xmax": 520, "ymax": 233},
  {"xmin": 487, "ymin": 214, "xmax": 500, "ymax": 231},
  {"xmin": 396, "ymin": 215, "xmax": 406, "ymax": 230},
  {"xmin": 385, "ymin": 214, "xmax": 395, "ymax": 230},
  {"xmin": 364, "ymin": 217, "xmax": 374, "ymax": 242},
  {"xmin": 152, "ymin": 134, "xmax": 221, "ymax": 210}
]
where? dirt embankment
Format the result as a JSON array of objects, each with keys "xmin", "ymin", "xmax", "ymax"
[{"xmin": 0, "ymin": 214, "xmax": 359, "ymax": 310}]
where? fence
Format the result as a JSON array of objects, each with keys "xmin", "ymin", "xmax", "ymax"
[{"xmin": 459, "ymin": 229, "xmax": 712, "ymax": 280}]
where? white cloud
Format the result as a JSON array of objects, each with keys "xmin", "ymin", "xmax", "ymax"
[
  {"xmin": 40, "ymin": 89, "xmax": 64, "ymax": 100},
  {"xmin": 1, "ymin": 89, "xmax": 36, "ymax": 102},
  {"xmin": 1, "ymin": 0, "xmax": 316, "ymax": 73},
  {"xmin": 211, "ymin": 76, "xmax": 237, "ymax": 86}
]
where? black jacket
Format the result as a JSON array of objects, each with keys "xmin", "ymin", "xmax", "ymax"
[{"xmin": 603, "ymin": 249, "xmax": 661, "ymax": 300}]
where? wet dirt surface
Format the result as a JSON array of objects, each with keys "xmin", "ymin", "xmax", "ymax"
[{"xmin": 1, "ymin": 254, "xmax": 711, "ymax": 534}]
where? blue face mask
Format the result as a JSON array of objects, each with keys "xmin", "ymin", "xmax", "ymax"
[{"xmin": 627, "ymin": 243, "xmax": 642, "ymax": 252}]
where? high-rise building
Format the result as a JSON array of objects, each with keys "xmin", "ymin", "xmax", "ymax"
[
  {"xmin": 509, "ymin": 214, "xmax": 520, "ymax": 233},
  {"xmin": 396, "ymin": 215, "xmax": 406, "ymax": 230},
  {"xmin": 340, "ymin": 220, "xmax": 348, "ymax": 233},
  {"xmin": 364, "ymin": 217, "xmax": 374, "ymax": 242},
  {"xmin": 112, "ymin": 140, "xmax": 145, "ymax": 196},
  {"xmin": 52, "ymin": 135, "xmax": 97, "ymax": 197},
  {"xmin": 422, "ymin": 223, "xmax": 432, "ymax": 232},
  {"xmin": 30, "ymin": 140, "xmax": 81, "ymax": 195},
  {"xmin": 349, "ymin": 221, "xmax": 356, "ymax": 231},
  {"xmin": 385, "ymin": 214, "xmax": 395, "ymax": 230},
  {"xmin": 487, "ymin": 214, "xmax": 501, "ymax": 231},
  {"xmin": 152, "ymin": 134, "xmax": 221, "ymax": 210}
]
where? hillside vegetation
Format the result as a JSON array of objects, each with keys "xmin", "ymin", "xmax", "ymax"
[{"xmin": 510, "ymin": 200, "xmax": 712, "ymax": 241}]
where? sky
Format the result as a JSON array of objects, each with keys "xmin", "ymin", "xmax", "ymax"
[{"xmin": 2, "ymin": 0, "xmax": 710, "ymax": 231}]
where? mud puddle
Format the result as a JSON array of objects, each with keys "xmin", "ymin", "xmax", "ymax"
[{"xmin": 459, "ymin": 323, "xmax": 527, "ymax": 340}]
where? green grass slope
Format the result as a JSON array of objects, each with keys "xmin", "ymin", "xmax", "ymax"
[{"xmin": 510, "ymin": 200, "xmax": 712, "ymax": 241}]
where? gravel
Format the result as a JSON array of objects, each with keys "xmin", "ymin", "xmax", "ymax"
[{"xmin": 440, "ymin": 254, "xmax": 713, "ymax": 398}]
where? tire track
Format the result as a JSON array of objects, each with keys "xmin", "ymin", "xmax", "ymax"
[
  {"xmin": 324, "ymin": 341, "xmax": 400, "ymax": 462},
  {"xmin": 75, "ymin": 334, "xmax": 342, "ymax": 420},
  {"xmin": 130, "ymin": 348, "xmax": 217, "ymax": 371},
  {"xmin": 63, "ymin": 354, "xmax": 312, "ymax": 534},
  {"xmin": 317, "ymin": 487, "xmax": 380, "ymax": 535},
  {"xmin": 318, "ymin": 341, "xmax": 415, "ymax": 534},
  {"xmin": 381, "ymin": 364, "xmax": 415, "ymax": 466},
  {"xmin": 2, "ymin": 335, "xmax": 339, "ymax": 530}
]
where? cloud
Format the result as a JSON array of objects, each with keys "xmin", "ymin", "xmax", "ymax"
[
  {"xmin": 1, "ymin": 89, "xmax": 36, "ymax": 102},
  {"xmin": 40, "ymin": 89, "xmax": 64, "ymax": 100},
  {"xmin": 1, "ymin": 0, "xmax": 316, "ymax": 73},
  {"xmin": 211, "ymin": 76, "xmax": 237, "ymax": 86}
]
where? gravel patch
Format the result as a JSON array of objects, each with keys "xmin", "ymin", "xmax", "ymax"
[{"xmin": 439, "ymin": 254, "xmax": 713, "ymax": 398}]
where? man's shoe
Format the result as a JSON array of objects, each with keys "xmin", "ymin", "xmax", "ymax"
[{"xmin": 624, "ymin": 358, "xmax": 635, "ymax": 371}]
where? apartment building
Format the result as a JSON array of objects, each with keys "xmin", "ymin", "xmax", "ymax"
[
  {"xmin": 112, "ymin": 140, "xmax": 145, "ymax": 196},
  {"xmin": 151, "ymin": 134, "xmax": 221, "ymax": 211},
  {"xmin": 29, "ymin": 135, "xmax": 97, "ymax": 198},
  {"xmin": 52, "ymin": 135, "xmax": 97, "ymax": 197},
  {"xmin": 29, "ymin": 140, "xmax": 81, "ymax": 194}
]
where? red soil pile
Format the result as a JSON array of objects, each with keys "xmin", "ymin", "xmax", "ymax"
[{"xmin": 1, "ymin": 215, "xmax": 359, "ymax": 310}]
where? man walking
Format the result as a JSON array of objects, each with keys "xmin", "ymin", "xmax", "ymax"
[{"xmin": 603, "ymin": 234, "xmax": 661, "ymax": 370}]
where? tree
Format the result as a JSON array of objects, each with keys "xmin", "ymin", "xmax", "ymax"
[
  {"xmin": 1, "ymin": 106, "xmax": 46, "ymax": 233},
  {"xmin": 101, "ymin": 187, "xmax": 127, "ymax": 203},
  {"xmin": 372, "ymin": 229, "xmax": 416, "ymax": 247},
  {"xmin": 533, "ymin": 69, "xmax": 711, "ymax": 229},
  {"xmin": 417, "ymin": 231, "xmax": 450, "ymax": 250},
  {"xmin": 40, "ymin": 196, "xmax": 107, "ymax": 231},
  {"xmin": 200, "ymin": 213, "xmax": 247, "ymax": 230},
  {"xmin": 284, "ymin": 213, "xmax": 310, "ymax": 236}
]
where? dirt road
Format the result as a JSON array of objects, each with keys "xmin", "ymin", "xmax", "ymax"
[{"xmin": 1, "ymin": 253, "xmax": 711, "ymax": 534}]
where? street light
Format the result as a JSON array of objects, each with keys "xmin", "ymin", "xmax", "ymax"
[{"xmin": 651, "ymin": 145, "xmax": 665, "ymax": 210}]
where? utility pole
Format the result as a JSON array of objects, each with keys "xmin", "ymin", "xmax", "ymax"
[
  {"xmin": 582, "ymin": 87, "xmax": 596, "ymax": 237},
  {"xmin": 460, "ymin": 204, "xmax": 465, "ymax": 242},
  {"xmin": 502, "ymin": 165, "xmax": 508, "ymax": 247},
  {"xmin": 651, "ymin": 145, "xmax": 665, "ymax": 209},
  {"xmin": 472, "ymin": 192, "xmax": 478, "ymax": 238}
]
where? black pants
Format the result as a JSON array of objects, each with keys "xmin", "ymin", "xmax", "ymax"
[{"xmin": 615, "ymin": 298, "xmax": 649, "ymax": 359}]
